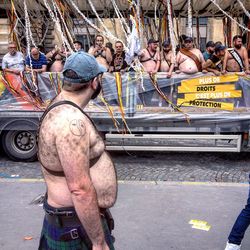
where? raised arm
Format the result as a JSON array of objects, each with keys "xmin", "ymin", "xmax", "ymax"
[
  {"xmin": 55, "ymin": 111, "xmax": 108, "ymax": 249},
  {"xmin": 88, "ymin": 46, "xmax": 96, "ymax": 56},
  {"xmin": 154, "ymin": 51, "xmax": 161, "ymax": 73},
  {"xmin": 105, "ymin": 47, "xmax": 112, "ymax": 64}
]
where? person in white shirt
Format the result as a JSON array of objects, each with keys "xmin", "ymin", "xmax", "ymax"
[{"xmin": 2, "ymin": 42, "xmax": 25, "ymax": 74}]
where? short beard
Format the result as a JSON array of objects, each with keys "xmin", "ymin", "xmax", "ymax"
[{"xmin": 235, "ymin": 44, "xmax": 242, "ymax": 49}]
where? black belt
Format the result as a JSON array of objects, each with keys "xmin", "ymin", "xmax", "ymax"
[{"xmin": 44, "ymin": 208, "xmax": 111, "ymax": 242}]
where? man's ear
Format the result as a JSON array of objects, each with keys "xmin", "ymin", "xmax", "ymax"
[{"xmin": 90, "ymin": 77, "xmax": 98, "ymax": 90}]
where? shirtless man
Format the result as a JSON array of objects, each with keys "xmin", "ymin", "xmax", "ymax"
[
  {"xmin": 38, "ymin": 51, "xmax": 117, "ymax": 250},
  {"xmin": 138, "ymin": 39, "xmax": 160, "ymax": 106},
  {"xmin": 49, "ymin": 54, "xmax": 64, "ymax": 72},
  {"xmin": 176, "ymin": 36, "xmax": 205, "ymax": 74},
  {"xmin": 202, "ymin": 44, "xmax": 226, "ymax": 76},
  {"xmin": 139, "ymin": 38, "xmax": 160, "ymax": 74},
  {"xmin": 222, "ymin": 35, "xmax": 250, "ymax": 74},
  {"xmin": 88, "ymin": 35, "xmax": 112, "ymax": 70},
  {"xmin": 160, "ymin": 40, "xmax": 175, "ymax": 78}
]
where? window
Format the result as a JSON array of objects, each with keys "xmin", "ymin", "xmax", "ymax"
[
  {"xmin": 186, "ymin": 17, "xmax": 208, "ymax": 26},
  {"xmin": 75, "ymin": 35, "xmax": 95, "ymax": 52}
]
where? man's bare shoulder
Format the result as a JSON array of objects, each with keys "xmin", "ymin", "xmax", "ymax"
[
  {"xmin": 88, "ymin": 46, "xmax": 95, "ymax": 54},
  {"xmin": 44, "ymin": 105, "xmax": 91, "ymax": 135},
  {"xmin": 191, "ymin": 48, "xmax": 202, "ymax": 53}
]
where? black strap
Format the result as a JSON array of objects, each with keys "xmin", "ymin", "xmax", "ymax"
[
  {"xmin": 228, "ymin": 49, "xmax": 244, "ymax": 72},
  {"xmin": 163, "ymin": 52, "xmax": 171, "ymax": 67},
  {"xmin": 94, "ymin": 49, "xmax": 106, "ymax": 59},
  {"xmin": 140, "ymin": 49, "xmax": 157, "ymax": 63},
  {"xmin": 38, "ymin": 101, "xmax": 99, "ymax": 177},
  {"xmin": 40, "ymin": 100, "xmax": 97, "ymax": 129}
]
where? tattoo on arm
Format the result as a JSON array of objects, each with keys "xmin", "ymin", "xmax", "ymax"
[{"xmin": 69, "ymin": 119, "xmax": 86, "ymax": 136}]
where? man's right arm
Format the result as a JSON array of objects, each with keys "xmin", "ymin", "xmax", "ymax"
[
  {"xmin": 222, "ymin": 50, "xmax": 229, "ymax": 73},
  {"xmin": 88, "ymin": 46, "xmax": 96, "ymax": 55},
  {"xmin": 202, "ymin": 60, "xmax": 220, "ymax": 75},
  {"xmin": 56, "ymin": 112, "xmax": 108, "ymax": 250}
]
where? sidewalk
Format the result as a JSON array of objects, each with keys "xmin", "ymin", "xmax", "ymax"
[{"xmin": 0, "ymin": 180, "xmax": 250, "ymax": 250}]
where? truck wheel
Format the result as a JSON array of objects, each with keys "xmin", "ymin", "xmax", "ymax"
[{"xmin": 2, "ymin": 130, "xmax": 37, "ymax": 162}]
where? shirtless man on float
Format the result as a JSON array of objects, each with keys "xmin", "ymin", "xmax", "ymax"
[
  {"xmin": 46, "ymin": 45, "xmax": 67, "ymax": 72},
  {"xmin": 222, "ymin": 35, "xmax": 250, "ymax": 75},
  {"xmin": 38, "ymin": 51, "xmax": 117, "ymax": 250},
  {"xmin": 49, "ymin": 53, "xmax": 64, "ymax": 72},
  {"xmin": 88, "ymin": 35, "xmax": 112, "ymax": 70},
  {"xmin": 160, "ymin": 39, "xmax": 175, "ymax": 78},
  {"xmin": 176, "ymin": 36, "xmax": 205, "ymax": 74},
  {"xmin": 139, "ymin": 38, "xmax": 160, "ymax": 74},
  {"xmin": 138, "ymin": 38, "xmax": 160, "ymax": 106}
]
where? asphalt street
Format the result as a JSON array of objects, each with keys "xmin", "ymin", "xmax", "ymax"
[
  {"xmin": 1, "ymin": 151, "xmax": 250, "ymax": 250},
  {"xmin": 0, "ymin": 180, "xmax": 250, "ymax": 250}
]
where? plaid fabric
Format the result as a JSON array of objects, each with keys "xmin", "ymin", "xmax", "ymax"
[{"xmin": 38, "ymin": 215, "xmax": 115, "ymax": 250}]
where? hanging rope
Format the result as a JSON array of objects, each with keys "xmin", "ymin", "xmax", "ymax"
[
  {"xmin": 110, "ymin": 0, "xmax": 130, "ymax": 41},
  {"xmin": 87, "ymin": 0, "xmax": 119, "ymax": 43},
  {"xmin": 43, "ymin": 0, "xmax": 73, "ymax": 53},
  {"xmin": 24, "ymin": 0, "xmax": 38, "ymax": 93},
  {"xmin": 52, "ymin": 0, "xmax": 74, "ymax": 46},
  {"xmin": 187, "ymin": 0, "xmax": 193, "ymax": 37},
  {"xmin": 237, "ymin": 0, "xmax": 250, "ymax": 19},
  {"xmin": 210, "ymin": 0, "xmax": 250, "ymax": 32},
  {"xmin": 166, "ymin": 0, "xmax": 176, "ymax": 62}
]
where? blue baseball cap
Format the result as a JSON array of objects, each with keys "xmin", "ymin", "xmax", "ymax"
[{"xmin": 62, "ymin": 51, "xmax": 106, "ymax": 83}]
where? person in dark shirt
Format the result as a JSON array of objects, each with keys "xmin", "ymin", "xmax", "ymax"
[
  {"xmin": 202, "ymin": 44, "xmax": 226, "ymax": 75},
  {"xmin": 25, "ymin": 47, "xmax": 47, "ymax": 73},
  {"xmin": 109, "ymin": 41, "xmax": 128, "ymax": 73},
  {"xmin": 203, "ymin": 41, "xmax": 215, "ymax": 61}
]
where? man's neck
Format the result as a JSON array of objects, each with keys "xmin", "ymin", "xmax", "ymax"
[
  {"xmin": 234, "ymin": 46, "xmax": 242, "ymax": 51},
  {"xmin": 147, "ymin": 47, "xmax": 155, "ymax": 54},
  {"xmin": 59, "ymin": 90, "xmax": 90, "ymax": 109},
  {"xmin": 163, "ymin": 50, "xmax": 171, "ymax": 56}
]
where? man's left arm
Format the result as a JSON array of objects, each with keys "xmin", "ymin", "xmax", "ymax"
[
  {"xmin": 154, "ymin": 51, "xmax": 160, "ymax": 73},
  {"xmin": 105, "ymin": 48, "xmax": 112, "ymax": 64},
  {"xmin": 243, "ymin": 47, "xmax": 250, "ymax": 74}
]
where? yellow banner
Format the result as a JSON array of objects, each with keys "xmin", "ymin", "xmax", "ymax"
[
  {"xmin": 178, "ymin": 84, "xmax": 235, "ymax": 93},
  {"xmin": 177, "ymin": 99, "xmax": 234, "ymax": 111},
  {"xmin": 184, "ymin": 90, "xmax": 242, "ymax": 101},
  {"xmin": 181, "ymin": 74, "xmax": 239, "ymax": 87}
]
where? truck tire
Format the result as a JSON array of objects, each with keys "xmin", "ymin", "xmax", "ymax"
[{"xmin": 2, "ymin": 130, "xmax": 37, "ymax": 162}]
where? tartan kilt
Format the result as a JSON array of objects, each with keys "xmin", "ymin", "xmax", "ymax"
[{"xmin": 38, "ymin": 215, "xmax": 115, "ymax": 250}]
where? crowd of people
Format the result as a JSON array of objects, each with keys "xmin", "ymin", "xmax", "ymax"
[{"xmin": 2, "ymin": 34, "xmax": 250, "ymax": 77}]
